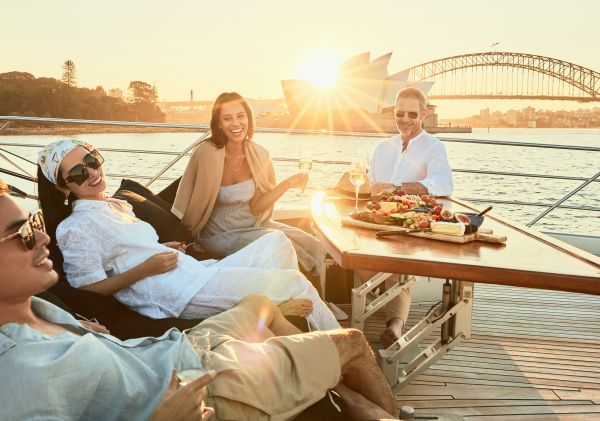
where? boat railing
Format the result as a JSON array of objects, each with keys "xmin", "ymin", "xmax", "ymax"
[{"xmin": 1, "ymin": 115, "xmax": 599, "ymax": 229}]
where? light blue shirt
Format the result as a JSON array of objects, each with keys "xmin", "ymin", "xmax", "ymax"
[{"xmin": 0, "ymin": 297, "xmax": 202, "ymax": 420}]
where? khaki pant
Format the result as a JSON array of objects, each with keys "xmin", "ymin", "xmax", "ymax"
[{"xmin": 193, "ymin": 306, "xmax": 341, "ymax": 420}]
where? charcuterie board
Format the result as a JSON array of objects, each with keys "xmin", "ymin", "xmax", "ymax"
[{"xmin": 341, "ymin": 216, "xmax": 507, "ymax": 244}]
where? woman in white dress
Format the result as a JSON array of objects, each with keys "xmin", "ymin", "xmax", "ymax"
[{"xmin": 36, "ymin": 139, "xmax": 339, "ymax": 331}]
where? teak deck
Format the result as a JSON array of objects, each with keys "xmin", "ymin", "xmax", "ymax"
[{"xmin": 339, "ymin": 283, "xmax": 600, "ymax": 420}]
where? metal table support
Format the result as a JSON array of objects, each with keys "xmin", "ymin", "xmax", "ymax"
[{"xmin": 351, "ymin": 271, "xmax": 474, "ymax": 392}]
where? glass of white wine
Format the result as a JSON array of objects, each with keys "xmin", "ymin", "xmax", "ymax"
[
  {"xmin": 178, "ymin": 329, "xmax": 212, "ymax": 412},
  {"xmin": 350, "ymin": 157, "xmax": 368, "ymax": 212},
  {"xmin": 297, "ymin": 154, "xmax": 313, "ymax": 196},
  {"xmin": 183, "ymin": 328, "xmax": 212, "ymax": 373}
]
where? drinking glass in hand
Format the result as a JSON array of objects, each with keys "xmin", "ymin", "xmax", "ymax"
[
  {"xmin": 297, "ymin": 156, "xmax": 313, "ymax": 196},
  {"xmin": 176, "ymin": 368, "xmax": 209, "ymax": 413},
  {"xmin": 183, "ymin": 328, "xmax": 212, "ymax": 370},
  {"xmin": 350, "ymin": 158, "xmax": 368, "ymax": 212}
]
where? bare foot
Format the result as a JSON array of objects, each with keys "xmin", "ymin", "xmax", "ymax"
[
  {"xmin": 380, "ymin": 317, "xmax": 404, "ymax": 348},
  {"xmin": 278, "ymin": 299, "xmax": 313, "ymax": 317}
]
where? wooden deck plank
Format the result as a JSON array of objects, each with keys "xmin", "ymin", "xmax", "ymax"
[
  {"xmin": 428, "ymin": 365, "xmax": 600, "ymax": 383},
  {"xmin": 337, "ymin": 282, "xmax": 600, "ymax": 419},
  {"xmin": 555, "ymin": 389, "xmax": 600, "ymax": 404},
  {"xmin": 401, "ymin": 404, "xmax": 600, "ymax": 416},
  {"xmin": 413, "ymin": 375, "xmax": 581, "ymax": 391},
  {"xmin": 398, "ymin": 384, "xmax": 562, "ymax": 400},
  {"xmin": 465, "ymin": 415, "xmax": 600, "ymax": 421},
  {"xmin": 443, "ymin": 350, "xmax": 600, "ymax": 365},
  {"xmin": 398, "ymin": 400, "xmax": 594, "ymax": 409},
  {"xmin": 436, "ymin": 357, "xmax": 600, "ymax": 375},
  {"xmin": 420, "ymin": 369, "xmax": 599, "ymax": 390}
]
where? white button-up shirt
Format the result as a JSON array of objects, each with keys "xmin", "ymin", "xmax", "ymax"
[
  {"xmin": 56, "ymin": 199, "xmax": 219, "ymax": 319},
  {"xmin": 369, "ymin": 131, "xmax": 453, "ymax": 196}
]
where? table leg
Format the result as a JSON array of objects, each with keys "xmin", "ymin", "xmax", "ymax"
[
  {"xmin": 379, "ymin": 278, "xmax": 474, "ymax": 391},
  {"xmin": 351, "ymin": 272, "xmax": 415, "ymax": 331}
]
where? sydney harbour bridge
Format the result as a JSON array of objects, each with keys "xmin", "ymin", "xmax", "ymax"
[
  {"xmin": 404, "ymin": 52, "xmax": 600, "ymax": 103},
  {"xmin": 281, "ymin": 51, "xmax": 600, "ymax": 123}
]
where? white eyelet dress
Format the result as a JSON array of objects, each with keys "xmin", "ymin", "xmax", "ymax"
[{"xmin": 57, "ymin": 198, "xmax": 339, "ymax": 331}]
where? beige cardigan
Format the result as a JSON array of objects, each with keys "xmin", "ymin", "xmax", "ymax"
[{"xmin": 172, "ymin": 140, "xmax": 276, "ymax": 237}]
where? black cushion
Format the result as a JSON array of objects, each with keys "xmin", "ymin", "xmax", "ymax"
[
  {"xmin": 112, "ymin": 179, "xmax": 193, "ymax": 243},
  {"xmin": 156, "ymin": 177, "xmax": 182, "ymax": 205}
]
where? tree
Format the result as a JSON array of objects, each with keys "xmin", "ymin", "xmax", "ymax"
[
  {"xmin": 127, "ymin": 81, "xmax": 165, "ymax": 122},
  {"xmin": 128, "ymin": 81, "xmax": 158, "ymax": 104},
  {"xmin": 61, "ymin": 60, "xmax": 76, "ymax": 87},
  {"xmin": 0, "ymin": 71, "xmax": 35, "ymax": 81}
]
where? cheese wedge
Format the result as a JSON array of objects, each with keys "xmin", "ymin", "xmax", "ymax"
[
  {"xmin": 379, "ymin": 201, "xmax": 398, "ymax": 213},
  {"xmin": 431, "ymin": 222, "xmax": 466, "ymax": 236}
]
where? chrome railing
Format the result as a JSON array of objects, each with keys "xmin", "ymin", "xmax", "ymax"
[{"xmin": 1, "ymin": 115, "xmax": 599, "ymax": 228}]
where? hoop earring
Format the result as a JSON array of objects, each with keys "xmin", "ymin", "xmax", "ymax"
[{"xmin": 64, "ymin": 193, "xmax": 69, "ymax": 206}]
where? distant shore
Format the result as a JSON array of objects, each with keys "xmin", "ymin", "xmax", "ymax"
[
  {"xmin": 1, "ymin": 126, "xmax": 203, "ymax": 136},
  {"xmin": 3, "ymin": 125, "xmax": 472, "ymax": 136}
]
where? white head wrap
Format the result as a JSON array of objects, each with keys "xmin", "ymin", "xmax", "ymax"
[{"xmin": 37, "ymin": 139, "xmax": 94, "ymax": 184}]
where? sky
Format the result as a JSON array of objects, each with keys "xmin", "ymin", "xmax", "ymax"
[{"xmin": 3, "ymin": 0, "xmax": 600, "ymax": 118}]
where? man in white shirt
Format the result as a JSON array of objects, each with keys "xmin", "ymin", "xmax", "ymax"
[
  {"xmin": 370, "ymin": 87, "xmax": 453, "ymax": 197},
  {"xmin": 370, "ymin": 87, "xmax": 454, "ymax": 347}
]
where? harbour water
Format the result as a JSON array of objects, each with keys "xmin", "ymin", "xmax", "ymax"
[{"xmin": 2, "ymin": 128, "xmax": 599, "ymax": 236}]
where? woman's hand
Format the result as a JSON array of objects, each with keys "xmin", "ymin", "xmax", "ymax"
[
  {"xmin": 79, "ymin": 251, "xmax": 179, "ymax": 296},
  {"xmin": 151, "ymin": 370, "xmax": 216, "ymax": 421},
  {"xmin": 163, "ymin": 241, "xmax": 187, "ymax": 252},
  {"xmin": 142, "ymin": 252, "xmax": 179, "ymax": 276},
  {"xmin": 283, "ymin": 172, "xmax": 308, "ymax": 190}
]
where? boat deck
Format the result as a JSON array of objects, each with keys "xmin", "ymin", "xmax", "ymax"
[{"xmin": 339, "ymin": 283, "xmax": 600, "ymax": 420}]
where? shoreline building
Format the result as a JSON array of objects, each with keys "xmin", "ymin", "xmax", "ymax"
[{"xmin": 280, "ymin": 52, "xmax": 462, "ymax": 133}]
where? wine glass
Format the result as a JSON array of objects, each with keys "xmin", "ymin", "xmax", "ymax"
[
  {"xmin": 178, "ymin": 329, "xmax": 212, "ymax": 411},
  {"xmin": 297, "ymin": 153, "xmax": 313, "ymax": 196},
  {"xmin": 349, "ymin": 157, "xmax": 368, "ymax": 212}
]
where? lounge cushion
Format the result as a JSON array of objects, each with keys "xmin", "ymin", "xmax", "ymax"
[{"xmin": 112, "ymin": 179, "xmax": 193, "ymax": 243}]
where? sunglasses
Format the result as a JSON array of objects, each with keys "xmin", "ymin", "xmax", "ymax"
[
  {"xmin": 395, "ymin": 111, "xmax": 420, "ymax": 120},
  {"xmin": 0, "ymin": 210, "xmax": 46, "ymax": 251},
  {"xmin": 64, "ymin": 150, "xmax": 105, "ymax": 185}
]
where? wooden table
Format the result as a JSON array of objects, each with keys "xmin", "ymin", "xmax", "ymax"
[{"xmin": 311, "ymin": 193, "xmax": 600, "ymax": 390}]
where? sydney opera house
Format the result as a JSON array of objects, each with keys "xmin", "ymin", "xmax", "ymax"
[{"xmin": 280, "ymin": 52, "xmax": 436, "ymax": 132}]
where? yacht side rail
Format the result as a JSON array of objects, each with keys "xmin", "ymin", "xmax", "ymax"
[
  {"xmin": 3, "ymin": 115, "xmax": 600, "ymax": 151},
  {"xmin": 1, "ymin": 115, "xmax": 599, "ymax": 228}
]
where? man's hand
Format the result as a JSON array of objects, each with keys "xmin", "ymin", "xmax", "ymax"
[
  {"xmin": 370, "ymin": 182, "xmax": 394, "ymax": 195},
  {"xmin": 151, "ymin": 370, "xmax": 216, "ymax": 421},
  {"xmin": 78, "ymin": 320, "xmax": 110, "ymax": 334},
  {"xmin": 142, "ymin": 252, "xmax": 179, "ymax": 277},
  {"xmin": 370, "ymin": 182, "xmax": 429, "ymax": 196},
  {"xmin": 400, "ymin": 182, "xmax": 428, "ymax": 196}
]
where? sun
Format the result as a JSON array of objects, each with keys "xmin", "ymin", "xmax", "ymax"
[{"xmin": 299, "ymin": 56, "xmax": 340, "ymax": 90}]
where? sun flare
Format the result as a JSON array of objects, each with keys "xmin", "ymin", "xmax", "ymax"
[{"xmin": 299, "ymin": 56, "xmax": 340, "ymax": 90}]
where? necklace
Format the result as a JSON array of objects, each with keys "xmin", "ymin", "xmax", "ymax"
[{"xmin": 224, "ymin": 152, "xmax": 246, "ymax": 172}]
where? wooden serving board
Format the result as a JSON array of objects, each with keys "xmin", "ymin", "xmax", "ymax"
[{"xmin": 341, "ymin": 216, "xmax": 507, "ymax": 244}]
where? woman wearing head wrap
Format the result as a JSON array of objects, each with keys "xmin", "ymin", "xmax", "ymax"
[{"xmin": 36, "ymin": 138, "xmax": 339, "ymax": 330}]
